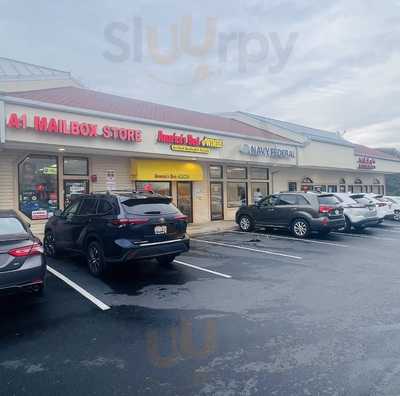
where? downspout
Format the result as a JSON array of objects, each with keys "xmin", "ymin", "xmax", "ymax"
[{"xmin": 0, "ymin": 100, "xmax": 5, "ymax": 145}]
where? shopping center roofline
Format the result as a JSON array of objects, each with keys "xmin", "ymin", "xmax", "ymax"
[
  {"xmin": 220, "ymin": 111, "xmax": 356, "ymax": 148},
  {"xmin": 0, "ymin": 95, "xmax": 303, "ymax": 147}
]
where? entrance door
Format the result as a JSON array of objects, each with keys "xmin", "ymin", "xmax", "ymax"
[
  {"xmin": 177, "ymin": 182, "xmax": 193, "ymax": 223},
  {"xmin": 210, "ymin": 182, "xmax": 224, "ymax": 221},
  {"xmin": 64, "ymin": 180, "xmax": 89, "ymax": 208}
]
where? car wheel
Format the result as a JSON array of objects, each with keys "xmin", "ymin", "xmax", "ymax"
[
  {"xmin": 291, "ymin": 219, "xmax": 310, "ymax": 238},
  {"xmin": 343, "ymin": 217, "xmax": 352, "ymax": 233},
  {"xmin": 87, "ymin": 241, "xmax": 108, "ymax": 277},
  {"xmin": 157, "ymin": 255, "xmax": 176, "ymax": 268},
  {"xmin": 238, "ymin": 215, "xmax": 255, "ymax": 232},
  {"xmin": 43, "ymin": 231, "xmax": 58, "ymax": 258}
]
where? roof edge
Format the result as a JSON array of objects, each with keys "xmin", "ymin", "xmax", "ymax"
[{"xmin": 0, "ymin": 93, "xmax": 301, "ymax": 146}]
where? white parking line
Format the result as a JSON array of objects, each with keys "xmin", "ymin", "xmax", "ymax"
[
  {"xmin": 47, "ymin": 266, "xmax": 111, "ymax": 311},
  {"xmin": 174, "ymin": 260, "xmax": 232, "ymax": 279},
  {"xmin": 331, "ymin": 232, "xmax": 396, "ymax": 241},
  {"xmin": 192, "ymin": 238, "xmax": 302, "ymax": 260},
  {"xmin": 227, "ymin": 230, "xmax": 349, "ymax": 248}
]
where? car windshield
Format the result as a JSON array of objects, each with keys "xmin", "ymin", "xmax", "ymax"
[
  {"xmin": 0, "ymin": 217, "xmax": 27, "ymax": 236},
  {"xmin": 121, "ymin": 201, "xmax": 178, "ymax": 215},
  {"xmin": 353, "ymin": 197, "xmax": 373, "ymax": 206},
  {"xmin": 318, "ymin": 195, "xmax": 340, "ymax": 205}
]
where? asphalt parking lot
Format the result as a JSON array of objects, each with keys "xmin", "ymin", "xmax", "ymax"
[{"xmin": 1, "ymin": 221, "xmax": 400, "ymax": 395}]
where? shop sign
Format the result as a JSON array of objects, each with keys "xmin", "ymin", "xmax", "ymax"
[
  {"xmin": 240, "ymin": 144, "xmax": 295, "ymax": 159},
  {"xmin": 157, "ymin": 130, "xmax": 223, "ymax": 154},
  {"xmin": 6, "ymin": 113, "xmax": 143, "ymax": 143},
  {"xmin": 131, "ymin": 159, "xmax": 204, "ymax": 181},
  {"xmin": 31, "ymin": 210, "xmax": 49, "ymax": 220},
  {"xmin": 357, "ymin": 156, "xmax": 376, "ymax": 170}
]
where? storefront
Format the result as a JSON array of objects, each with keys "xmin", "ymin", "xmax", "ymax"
[{"xmin": 1, "ymin": 87, "xmax": 399, "ymax": 236}]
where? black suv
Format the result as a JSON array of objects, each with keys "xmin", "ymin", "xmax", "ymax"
[
  {"xmin": 236, "ymin": 192, "xmax": 345, "ymax": 238},
  {"xmin": 44, "ymin": 191, "xmax": 190, "ymax": 276}
]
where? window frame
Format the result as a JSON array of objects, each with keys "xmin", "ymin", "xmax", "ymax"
[
  {"xmin": 18, "ymin": 154, "xmax": 60, "ymax": 220},
  {"xmin": 227, "ymin": 181, "xmax": 248, "ymax": 208},
  {"xmin": 135, "ymin": 181, "xmax": 172, "ymax": 197},
  {"xmin": 226, "ymin": 166, "xmax": 247, "ymax": 180},
  {"xmin": 63, "ymin": 156, "xmax": 89, "ymax": 176},
  {"xmin": 250, "ymin": 167, "xmax": 269, "ymax": 180},
  {"xmin": 209, "ymin": 165, "xmax": 223, "ymax": 179}
]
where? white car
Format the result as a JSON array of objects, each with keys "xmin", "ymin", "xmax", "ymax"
[
  {"xmin": 384, "ymin": 196, "xmax": 400, "ymax": 221},
  {"xmin": 334, "ymin": 193, "xmax": 379, "ymax": 231},
  {"xmin": 366, "ymin": 194, "xmax": 394, "ymax": 219},
  {"xmin": 349, "ymin": 193, "xmax": 385, "ymax": 224}
]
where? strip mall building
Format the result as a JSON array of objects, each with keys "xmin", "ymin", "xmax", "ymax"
[{"xmin": 0, "ymin": 58, "xmax": 399, "ymax": 235}]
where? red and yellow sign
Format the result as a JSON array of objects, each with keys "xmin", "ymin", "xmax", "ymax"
[{"xmin": 157, "ymin": 129, "xmax": 223, "ymax": 154}]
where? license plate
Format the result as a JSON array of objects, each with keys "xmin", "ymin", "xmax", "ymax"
[{"xmin": 154, "ymin": 225, "xmax": 167, "ymax": 235}]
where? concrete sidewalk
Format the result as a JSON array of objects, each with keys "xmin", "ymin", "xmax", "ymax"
[{"xmin": 187, "ymin": 220, "xmax": 236, "ymax": 236}]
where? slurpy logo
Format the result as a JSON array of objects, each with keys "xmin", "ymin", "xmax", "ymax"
[{"xmin": 103, "ymin": 16, "xmax": 298, "ymax": 85}]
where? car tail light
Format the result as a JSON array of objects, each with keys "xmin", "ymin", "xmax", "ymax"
[
  {"xmin": 111, "ymin": 218, "xmax": 149, "ymax": 226},
  {"xmin": 8, "ymin": 243, "xmax": 43, "ymax": 257},
  {"xmin": 174, "ymin": 214, "xmax": 188, "ymax": 221},
  {"xmin": 319, "ymin": 205, "xmax": 334, "ymax": 214}
]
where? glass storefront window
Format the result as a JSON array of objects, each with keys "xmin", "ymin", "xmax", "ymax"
[
  {"xmin": 250, "ymin": 167, "xmax": 269, "ymax": 180},
  {"xmin": 135, "ymin": 181, "xmax": 171, "ymax": 196},
  {"xmin": 209, "ymin": 165, "xmax": 223, "ymax": 179},
  {"xmin": 227, "ymin": 182, "xmax": 247, "ymax": 207},
  {"xmin": 63, "ymin": 157, "xmax": 89, "ymax": 176},
  {"xmin": 227, "ymin": 166, "xmax": 247, "ymax": 179},
  {"xmin": 328, "ymin": 185, "xmax": 338, "ymax": 193},
  {"xmin": 18, "ymin": 155, "xmax": 59, "ymax": 220},
  {"xmin": 251, "ymin": 182, "xmax": 268, "ymax": 203}
]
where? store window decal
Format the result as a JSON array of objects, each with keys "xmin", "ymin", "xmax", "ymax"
[{"xmin": 18, "ymin": 155, "xmax": 59, "ymax": 220}]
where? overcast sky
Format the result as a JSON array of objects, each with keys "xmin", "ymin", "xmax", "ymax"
[{"xmin": 1, "ymin": 0, "xmax": 400, "ymax": 148}]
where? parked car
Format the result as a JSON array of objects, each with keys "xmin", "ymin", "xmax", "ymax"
[
  {"xmin": 43, "ymin": 191, "xmax": 190, "ymax": 277},
  {"xmin": 384, "ymin": 196, "xmax": 400, "ymax": 221},
  {"xmin": 349, "ymin": 193, "xmax": 386, "ymax": 224},
  {"xmin": 332, "ymin": 193, "xmax": 379, "ymax": 232},
  {"xmin": 236, "ymin": 192, "xmax": 345, "ymax": 238},
  {"xmin": 367, "ymin": 193, "xmax": 395, "ymax": 221},
  {"xmin": 0, "ymin": 210, "xmax": 46, "ymax": 295}
]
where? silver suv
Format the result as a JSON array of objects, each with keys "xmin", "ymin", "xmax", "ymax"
[{"xmin": 333, "ymin": 193, "xmax": 379, "ymax": 232}]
